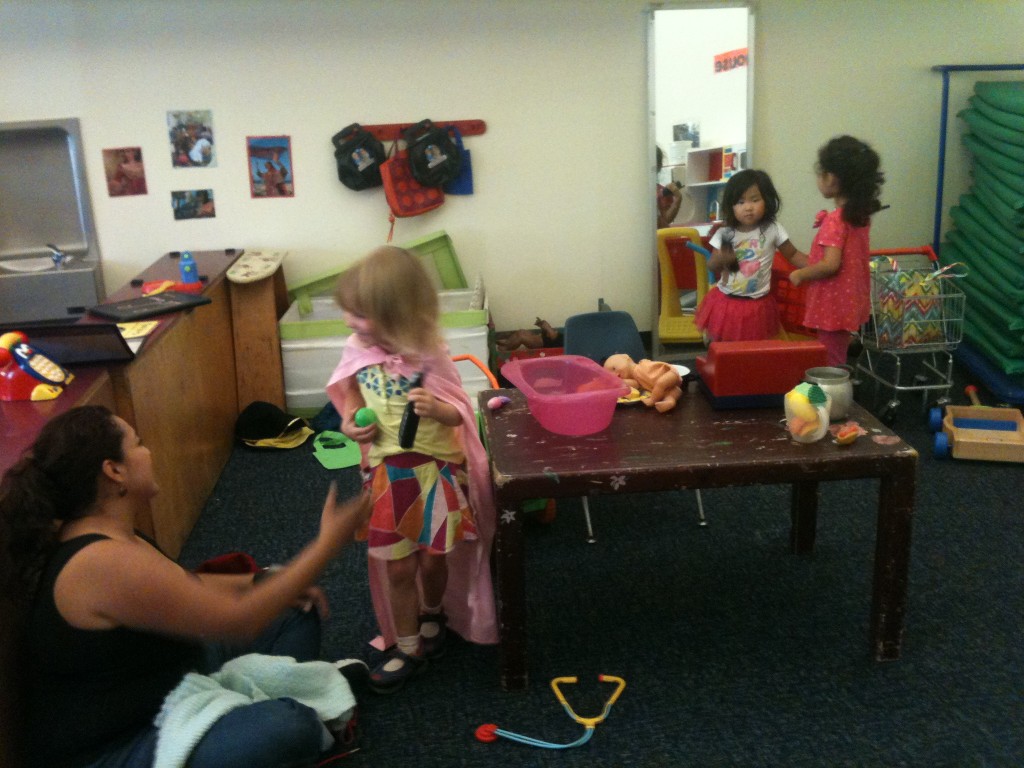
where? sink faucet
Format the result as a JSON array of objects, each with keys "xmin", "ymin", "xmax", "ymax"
[{"xmin": 46, "ymin": 243, "xmax": 72, "ymax": 267}]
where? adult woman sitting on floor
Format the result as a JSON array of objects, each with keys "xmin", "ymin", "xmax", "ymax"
[{"xmin": 0, "ymin": 405, "xmax": 370, "ymax": 768}]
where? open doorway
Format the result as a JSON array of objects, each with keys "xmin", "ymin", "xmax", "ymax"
[
  {"xmin": 649, "ymin": 3, "xmax": 753, "ymax": 359},
  {"xmin": 651, "ymin": 4, "xmax": 752, "ymax": 229}
]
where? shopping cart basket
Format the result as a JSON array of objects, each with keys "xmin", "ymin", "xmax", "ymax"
[{"xmin": 854, "ymin": 249, "xmax": 966, "ymax": 424}]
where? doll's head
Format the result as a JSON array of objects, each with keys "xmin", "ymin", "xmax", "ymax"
[
  {"xmin": 333, "ymin": 245, "xmax": 443, "ymax": 356},
  {"xmin": 816, "ymin": 135, "xmax": 884, "ymax": 227},
  {"xmin": 720, "ymin": 169, "xmax": 781, "ymax": 230},
  {"xmin": 604, "ymin": 353, "xmax": 636, "ymax": 379}
]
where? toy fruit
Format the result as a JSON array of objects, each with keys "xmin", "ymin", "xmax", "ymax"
[
  {"xmin": 784, "ymin": 382, "xmax": 830, "ymax": 444},
  {"xmin": 354, "ymin": 407, "xmax": 377, "ymax": 427},
  {"xmin": 784, "ymin": 387, "xmax": 819, "ymax": 423},
  {"xmin": 836, "ymin": 423, "xmax": 860, "ymax": 446}
]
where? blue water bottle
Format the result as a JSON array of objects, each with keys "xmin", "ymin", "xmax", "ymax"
[{"xmin": 178, "ymin": 251, "xmax": 199, "ymax": 284}]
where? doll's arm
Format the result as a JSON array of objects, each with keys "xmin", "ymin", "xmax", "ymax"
[{"xmin": 646, "ymin": 365, "xmax": 682, "ymax": 401}]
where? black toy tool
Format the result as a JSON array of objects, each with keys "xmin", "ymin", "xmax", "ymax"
[{"xmin": 398, "ymin": 372, "xmax": 425, "ymax": 449}]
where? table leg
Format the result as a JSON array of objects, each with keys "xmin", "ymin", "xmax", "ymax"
[
  {"xmin": 790, "ymin": 481, "xmax": 819, "ymax": 554},
  {"xmin": 871, "ymin": 469, "xmax": 916, "ymax": 660},
  {"xmin": 494, "ymin": 497, "xmax": 527, "ymax": 690}
]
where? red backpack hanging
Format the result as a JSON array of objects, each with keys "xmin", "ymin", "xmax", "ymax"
[{"xmin": 380, "ymin": 138, "xmax": 445, "ymax": 220}]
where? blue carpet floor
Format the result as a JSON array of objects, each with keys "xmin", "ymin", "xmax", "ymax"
[{"xmin": 180, "ymin": 368, "xmax": 1023, "ymax": 767}]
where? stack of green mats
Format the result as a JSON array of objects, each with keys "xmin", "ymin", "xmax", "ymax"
[{"xmin": 943, "ymin": 80, "xmax": 1024, "ymax": 374}]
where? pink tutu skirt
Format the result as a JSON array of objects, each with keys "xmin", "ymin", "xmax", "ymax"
[{"xmin": 695, "ymin": 288, "xmax": 780, "ymax": 342}]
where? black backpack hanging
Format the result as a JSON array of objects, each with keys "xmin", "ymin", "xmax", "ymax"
[
  {"xmin": 403, "ymin": 119, "xmax": 462, "ymax": 188},
  {"xmin": 331, "ymin": 123, "xmax": 386, "ymax": 190}
]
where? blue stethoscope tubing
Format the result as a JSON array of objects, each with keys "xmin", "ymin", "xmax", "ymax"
[{"xmin": 476, "ymin": 674, "xmax": 626, "ymax": 750}]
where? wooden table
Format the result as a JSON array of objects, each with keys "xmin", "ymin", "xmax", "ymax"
[{"xmin": 479, "ymin": 387, "xmax": 918, "ymax": 691}]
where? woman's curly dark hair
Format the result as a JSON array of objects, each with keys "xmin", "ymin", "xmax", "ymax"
[
  {"xmin": 817, "ymin": 135, "xmax": 884, "ymax": 227},
  {"xmin": 0, "ymin": 405, "xmax": 124, "ymax": 604}
]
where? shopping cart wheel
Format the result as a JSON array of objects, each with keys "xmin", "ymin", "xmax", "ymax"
[
  {"xmin": 879, "ymin": 400, "xmax": 899, "ymax": 427},
  {"xmin": 933, "ymin": 431, "xmax": 951, "ymax": 459},
  {"xmin": 928, "ymin": 407, "xmax": 944, "ymax": 433}
]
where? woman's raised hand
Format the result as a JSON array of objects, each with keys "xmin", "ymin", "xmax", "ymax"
[{"xmin": 319, "ymin": 482, "xmax": 372, "ymax": 554}]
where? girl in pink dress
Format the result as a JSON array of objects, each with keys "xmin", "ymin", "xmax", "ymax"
[
  {"xmin": 789, "ymin": 136, "xmax": 885, "ymax": 366},
  {"xmin": 696, "ymin": 169, "xmax": 808, "ymax": 341}
]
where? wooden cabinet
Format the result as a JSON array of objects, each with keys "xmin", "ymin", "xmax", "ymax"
[
  {"xmin": 0, "ymin": 248, "xmax": 289, "ymax": 768},
  {"xmin": 109, "ymin": 277, "xmax": 238, "ymax": 556}
]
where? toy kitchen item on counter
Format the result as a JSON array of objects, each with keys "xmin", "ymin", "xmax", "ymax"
[
  {"xmin": 784, "ymin": 382, "xmax": 831, "ymax": 443},
  {"xmin": 803, "ymin": 366, "xmax": 854, "ymax": 421}
]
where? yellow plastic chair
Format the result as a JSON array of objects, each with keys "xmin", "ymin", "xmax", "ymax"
[{"xmin": 655, "ymin": 227, "xmax": 711, "ymax": 356}]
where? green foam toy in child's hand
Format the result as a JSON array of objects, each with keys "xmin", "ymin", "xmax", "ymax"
[{"xmin": 354, "ymin": 407, "xmax": 377, "ymax": 427}]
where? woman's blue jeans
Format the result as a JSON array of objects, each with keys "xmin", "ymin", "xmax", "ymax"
[{"xmin": 85, "ymin": 607, "xmax": 329, "ymax": 768}]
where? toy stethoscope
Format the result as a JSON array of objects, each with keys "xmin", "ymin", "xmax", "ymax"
[{"xmin": 475, "ymin": 674, "xmax": 626, "ymax": 750}]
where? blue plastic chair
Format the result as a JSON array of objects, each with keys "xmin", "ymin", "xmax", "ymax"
[
  {"xmin": 562, "ymin": 310, "xmax": 706, "ymax": 541},
  {"xmin": 563, "ymin": 311, "xmax": 646, "ymax": 365}
]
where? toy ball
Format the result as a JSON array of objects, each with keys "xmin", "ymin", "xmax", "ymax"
[
  {"xmin": 487, "ymin": 395, "xmax": 511, "ymax": 411},
  {"xmin": 354, "ymin": 407, "xmax": 377, "ymax": 427}
]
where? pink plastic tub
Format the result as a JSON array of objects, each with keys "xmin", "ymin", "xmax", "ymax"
[{"xmin": 500, "ymin": 355, "xmax": 629, "ymax": 436}]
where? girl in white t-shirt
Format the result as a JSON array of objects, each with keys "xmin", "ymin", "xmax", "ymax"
[{"xmin": 696, "ymin": 169, "xmax": 808, "ymax": 341}]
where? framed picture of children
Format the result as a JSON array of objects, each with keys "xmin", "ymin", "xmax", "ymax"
[
  {"xmin": 171, "ymin": 189, "xmax": 216, "ymax": 220},
  {"xmin": 247, "ymin": 135, "xmax": 295, "ymax": 198},
  {"xmin": 103, "ymin": 147, "xmax": 148, "ymax": 196},
  {"xmin": 167, "ymin": 110, "xmax": 216, "ymax": 168}
]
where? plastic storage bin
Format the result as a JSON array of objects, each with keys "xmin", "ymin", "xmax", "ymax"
[
  {"xmin": 279, "ymin": 298, "xmax": 490, "ymax": 415},
  {"xmin": 278, "ymin": 233, "xmax": 490, "ymax": 415},
  {"xmin": 501, "ymin": 355, "xmax": 628, "ymax": 436}
]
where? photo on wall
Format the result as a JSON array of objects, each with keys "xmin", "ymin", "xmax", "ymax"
[
  {"xmin": 102, "ymin": 147, "xmax": 148, "ymax": 196},
  {"xmin": 168, "ymin": 109, "xmax": 216, "ymax": 167},
  {"xmin": 171, "ymin": 189, "xmax": 216, "ymax": 220},
  {"xmin": 247, "ymin": 135, "xmax": 294, "ymax": 198}
]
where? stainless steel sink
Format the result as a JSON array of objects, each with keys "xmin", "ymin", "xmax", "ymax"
[{"xmin": 0, "ymin": 118, "xmax": 105, "ymax": 324}]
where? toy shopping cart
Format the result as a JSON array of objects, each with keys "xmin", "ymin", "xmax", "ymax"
[{"xmin": 854, "ymin": 248, "xmax": 966, "ymax": 425}]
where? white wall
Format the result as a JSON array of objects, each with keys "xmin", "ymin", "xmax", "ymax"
[
  {"xmin": 753, "ymin": 0, "xmax": 1024, "ymax": 261},
  {"xmin": 2, "ymin": 0, "xmax": 1023, "ymax": 335},
  {"xmin": 0, "ymin": 0, "xmax": 652, "ymax": 332}
]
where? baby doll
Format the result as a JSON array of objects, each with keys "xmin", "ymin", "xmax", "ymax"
[
  {"xmin": 604, "ymin": 353, "xmax": 682, "ymax": 413},
  {"xmin": 496, "ymin": 317, "xmax": 563, "ymax": 352}
]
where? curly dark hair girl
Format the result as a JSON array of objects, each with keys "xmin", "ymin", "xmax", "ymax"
[
  {"xmin": 817, "ymin": 135, "xmax": 884, "ymax": 227},
  {"xmin": 0, "ymin": 405, "xmax": 124, "ymax": 604}
]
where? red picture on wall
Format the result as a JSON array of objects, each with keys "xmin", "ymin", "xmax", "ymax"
[{"xmin": 247, "ymin": 136, "xmax": 295, "ymax": 198}]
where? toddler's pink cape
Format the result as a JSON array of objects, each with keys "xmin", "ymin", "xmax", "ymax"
[{"xmin": 326, "ymin": 336, "xmax": 498, "ymax": 647}]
